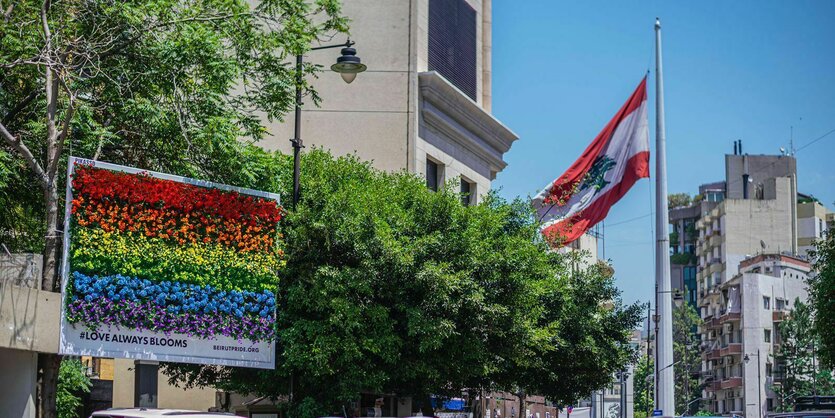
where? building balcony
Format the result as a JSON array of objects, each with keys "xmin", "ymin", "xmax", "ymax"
[
  {"xmin": 704, "ymin": 315, "xmax": 721, "ymax": 329},
  {"xmin": 709, "ymin": 234, "xmax": 722, "ymax": 247},
  {"xmin": 709, "ymin": 261, "xmax": 723, "ymax": 275},
  {"xmin": 719, "ymin": 311, "xmax": 741, "ymax": 325},
  {"xmin": 704, "ymin": 348, "xmax": 721, "ymax": 361},
  {"xmin": 719, "ymin": 343, "xmax": 742, "ymax": 357},
  {"xmin": 705, "ymin": 380, "xmax": 722, "ymax": 392},
  {"xmin": 773, "ymin": 310, "xmax": 787, "ymax": 322},
  {"xmin": 720, "ymin": 377, "xmax": 743, "ymax": 389}
]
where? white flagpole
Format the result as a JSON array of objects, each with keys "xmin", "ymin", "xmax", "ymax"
[{"xmin": 654, "ymin": 17, "xmax": 675, "ymax": 417}]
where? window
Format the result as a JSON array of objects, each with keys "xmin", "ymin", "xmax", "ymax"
[
  {"xmin": 426, "ymin": 158, "xmax": 440, "ymax": 191},
  {"xmin": 428, "ymin": 0, "xmax": 477, "ymax": 99},
  {"xmin": 776, "ymin": 298, "xmax": 786, "ymax": 311},
  {"xmin": 765, "ymin": 329, "xmax": 772, "ymax": 343},
  {"xmin": 460, "ymin": 178, "xmax": 473, "ymax": 206},
  {"xmin": 763, "ymin": 296, "xmax": 771, "ymax": 310},
  {"xmin": 766, "ymin": 363, "xmax": 773, "ymax": 376},
  {"xmin": 767, "ymin": 398, "xmax": 774, "ymax": 412}
]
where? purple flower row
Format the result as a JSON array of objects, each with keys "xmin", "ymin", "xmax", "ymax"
[{"xmin": 66, "ymin": 297, "xmax": 276, "ymax": 342}]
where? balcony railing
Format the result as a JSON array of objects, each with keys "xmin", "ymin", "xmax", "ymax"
[
  {"xmin": 773, "ymin": 310, "xmax": 787, "ymax": 321},
  {"xmin": 720, "ymin": 376, "xmax": 743, "ymax": 389}
]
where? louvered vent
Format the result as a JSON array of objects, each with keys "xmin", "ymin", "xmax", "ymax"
[{"xmin": 428, "ymin": 0, "xmax": 477, "ymax": 100}]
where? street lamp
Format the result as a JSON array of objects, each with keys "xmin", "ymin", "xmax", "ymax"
[
  {"xmin": 290, "ymin": 39, "xmax": 366, "ymax": 208},
  {"xmin": 744, "ymin": 350, "xmax": 763, "ymax": 418}
]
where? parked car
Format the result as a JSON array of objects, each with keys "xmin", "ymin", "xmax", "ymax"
[{"xmin": 90, "ymin": 408, "xmax": 234, "ymax": 418}]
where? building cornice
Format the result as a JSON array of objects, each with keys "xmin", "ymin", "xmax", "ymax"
[{"xmin": 418, "ymin": 71, "xmax": 519, "ymax": 176}]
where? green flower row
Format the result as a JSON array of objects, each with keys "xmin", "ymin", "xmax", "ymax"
[{"xmin": 71, "ymin": 227, "xmax": 281, "ymax": 292}]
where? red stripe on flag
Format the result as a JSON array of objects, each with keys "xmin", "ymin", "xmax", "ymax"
[
  {"xmin": 542, "ymin": 150, "xmax": 650, "ymax": 245},
  {"xmin": 543, "ymin": 77, "xmax": 647, "ymax": 204}
]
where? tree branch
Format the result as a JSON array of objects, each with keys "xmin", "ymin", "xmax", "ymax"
[
  {"xmin": 96, "ymin": 12, "xmax": 253, "ymax": 61},
  {"xmin": 0, "ymin": 122, "xmax": 48, "ymax": 188},
  {"xmin": 2, "ymin": 89, "xmax": 41, "ymax": 125},
  {"xmin": 3, "ymin": 3, "xmax": 14, "ymax": 23},
  {"xmin": 48, "ymin": 76, "xmax": 76, "ymax": 180}
]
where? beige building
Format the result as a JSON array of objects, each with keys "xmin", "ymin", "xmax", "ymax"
[
  {"xmin": 261, "ymin": 0, "xmax": 517, "ymax": 203},
  {"xmin": 797, "ymin": 198, "xmax": 832, "ymax": 255}
]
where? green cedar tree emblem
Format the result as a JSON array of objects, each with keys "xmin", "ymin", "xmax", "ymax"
[{"xmin": 580, "ymin": 155, "xmax": 616, "ymax": 193}]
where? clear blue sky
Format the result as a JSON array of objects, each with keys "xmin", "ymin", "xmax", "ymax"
[{"xmin": 490, "ymin": 0, "xmax": 835, "ymax": 307}]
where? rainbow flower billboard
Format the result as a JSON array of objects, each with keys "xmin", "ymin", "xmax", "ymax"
[{"xmin": 59, "ymin": 157, "xmax": 282, "ymax": 368}]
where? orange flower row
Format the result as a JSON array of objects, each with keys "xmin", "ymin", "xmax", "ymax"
[{"xmin": 72, "ymin": 196, "xmax": 280, "ymax": 254}]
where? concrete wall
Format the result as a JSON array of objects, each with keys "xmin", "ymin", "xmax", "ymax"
[
  {"xmin": 0, "ymin": 347, "xmax": 38, "ymax": 418},
  {"xmin": 725, "ymin": 155, "xmax": 795, "ymax": 200},
  {"xmin": 721, "ymin": 177, "xmax": 793, "ymax": 280},
  {"xmin": 0, "ymin": 285, "xmax": 60, "ymax": 353},
  {"xmin": 260, "ymin": 0, "xmax": 414, "ymax": 173}
]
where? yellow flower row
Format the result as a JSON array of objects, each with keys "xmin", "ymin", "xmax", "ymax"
[{"xmin": 71, "ymin": 227, "xmax": 283, "ymax": 292}]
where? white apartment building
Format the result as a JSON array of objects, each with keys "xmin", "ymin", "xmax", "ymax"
[
  {"xmin": 690, "ymin": 150, "xmax": 834, "ymax": 417},
  {"xmin": 700, "ymin": 254, "xmax": 809, "ymax": 417}
]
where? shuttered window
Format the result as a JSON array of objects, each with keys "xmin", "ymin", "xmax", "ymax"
[{"xmin": 428, "ymin": 0, "xmax": 477, "ymax": 100}]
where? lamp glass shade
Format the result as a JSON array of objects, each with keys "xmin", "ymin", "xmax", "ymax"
[{"xmin": 340, "ymin": 72, "xmax": 357, "ymax": 84}]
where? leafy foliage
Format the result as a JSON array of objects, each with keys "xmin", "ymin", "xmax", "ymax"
[
  {"xmin": 0, "ymin": 0, "xmax": 348, "ymax": 252},
  {"xmin": 668, "ymin": 193, "xmax": 692, "ymax": 209},
  {"xmin": 57, "ymin": 359, "xmax": 92, "ymax": 418},
  {"xmin": 161, "ymin": 149, "xmax": 642, "ymax": 417},
  {"xmin": 670, "ymin": 253, "xmax": 696, "ymax": 266},
  {"xmin": 673, "ymin": 304, "xmax": 702, "ymax": 415},
  {"xmin": 772, "ymin": 299, "xmax": 835, "ymax": 411},
  {"xmin": 808, "ymin": 232, "xmax": 835, "ymax": 369}
]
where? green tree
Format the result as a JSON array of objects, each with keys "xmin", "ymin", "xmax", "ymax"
[
  {"xmin": 772, "ymin": 299, "xmax": 835, "ymax": 411},
  {"xmin": 633, "ymin": 353, "xmax": 653, "ymax": 418},
  {"xmin": 673, "ymin": 304, "xmax": 702, "ymax": 415},
  {"xmin": 808, "ymin": 232, "xmax": 835, "ymax": 369},
  {"xmin": 57, "ymin": 359, "xmax": 92, "ymax": 418},
  {"xmin": 1, "ymin": 1, "xmax": 347, "ymax": 415},
  {"xmin": 161, "ymin": 149, "xmax": 642, "ymax": 418}
]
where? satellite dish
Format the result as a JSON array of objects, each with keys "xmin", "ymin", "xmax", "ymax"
[{"xmin": 761, "ymin": 240, "xmax": 767, "ymax": 250}]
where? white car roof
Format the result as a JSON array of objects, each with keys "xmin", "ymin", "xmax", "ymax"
[{"xmin": 90, "ymin": 408, "xmax": 234, "ymax": 418}]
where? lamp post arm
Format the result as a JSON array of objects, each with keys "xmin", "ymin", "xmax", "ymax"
[{"xmin": 310, "ymin": 39, "xmax": 355, "ymax": 51}]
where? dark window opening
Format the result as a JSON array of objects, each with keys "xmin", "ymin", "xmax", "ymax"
[
  {"xmin": 426, "ymin": 159, "xmax": 439, "ymax": 191},
  {"xmin": 460, "ymin": 178, "xmax": 472, "ymax": 206},
  {"xmin": 428, "ymin": 0, "xmax": 477, "ymax": 100}
]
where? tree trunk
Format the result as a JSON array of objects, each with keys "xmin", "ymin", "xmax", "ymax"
[
  {"xmin": 39, "ymin": 178, "xmax": 62, "ymax": 418},
  {"xmin": 518, "ymin": 392, "xmax": 525, "ymax": 418},
  {"xmin": 39, "ymin": 353, "xmax": 61, "ymax": 418}
]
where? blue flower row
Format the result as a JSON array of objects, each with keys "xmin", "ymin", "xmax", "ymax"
[{"xmin": 69, "ymin": 272, "xmax": 276, "ymax": 318}]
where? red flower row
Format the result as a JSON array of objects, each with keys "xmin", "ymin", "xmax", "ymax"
[
  {"xmin": 71, "ymin": 196, "xmax": 279, "ymax": 253},
  {"xmin": 72, "ymin": 165, "xmax": 282, "ymax": 225}
]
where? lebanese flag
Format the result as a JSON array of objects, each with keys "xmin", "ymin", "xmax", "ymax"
[{"xmin": 533, "ymin": 77, "xmax": 650, "ymax": 246}]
